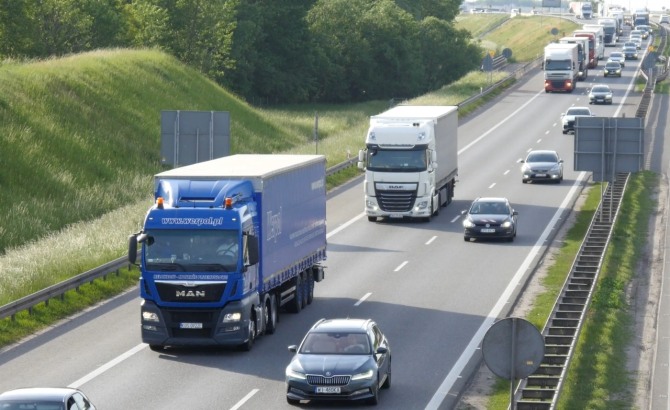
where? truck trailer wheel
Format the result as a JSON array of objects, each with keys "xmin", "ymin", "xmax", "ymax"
[
  {"xmin": 288, "ymin": 275, "xmax": 302, "ymax": 313},
  {"xmin": 265, "ymin": 295, "xmax": 278, "ymax": 335},
  {"xmin": 306, "ymin": 273, "xmax": 315, "ymax": 305}
]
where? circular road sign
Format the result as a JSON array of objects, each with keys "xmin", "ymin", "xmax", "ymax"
[{"xmin": 481, "ymin": 317, "xmax": 545, "ymax": 380}]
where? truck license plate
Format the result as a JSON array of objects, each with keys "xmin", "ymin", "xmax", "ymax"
[
  {"xmin": 480, "ymin": 228, "xmax": 495, "ymax": 233},
  {"xmin": 180, "ymin": 322, "xmax": 203, "ymax": 329},
  {"xmin": 389, "ymin": 213, "xmax": 403, "ymax": 218},
  {"xmin": 315, "ymin": 386, "xmax": 341, "ymax": 394}
]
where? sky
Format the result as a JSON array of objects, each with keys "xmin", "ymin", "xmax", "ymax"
[{"xmin": 604, "ymin": 0, "xmax": 666, "ymax": 12}]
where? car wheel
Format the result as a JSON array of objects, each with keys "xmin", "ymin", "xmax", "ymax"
[
  {"xmin": 368, "ymin": 216, "xmax": 377, "ymax": 222},
  {"xmin": 464, "ymin": 236, "xmax": 470, "ymax": 242},
  {"xmin": 149, "ymin": 345, "xmax": 164, "ymax": 352},
  {"xmin": 562, "ymin": 130, "xmax": 567, "ymax": 135},
  {"xmin": 287, "ymin": 397, "xmax": 300, "ymax": 406},
  {"xmin": 382, "ymin": 360, "xmax": 391, "ymax": 389}
]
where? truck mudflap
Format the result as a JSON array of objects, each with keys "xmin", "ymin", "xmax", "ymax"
[{"xmin": 141, "ymin": 293, "xmax": 260, "ymax": 348}]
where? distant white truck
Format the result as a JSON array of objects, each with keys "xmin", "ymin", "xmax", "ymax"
[
  {"xmin": 358, "ymin": 105, "xmax": 458, "ymax": 222},
  {"xmin": 597, "ymin": 18, "xmax": 618, "ymax": 45},
  {"xmin": 569, "ymin": 1, "xmax": 593, "ymax": 19},
  {"xmin": 543, "ymin": 43, "xmax": 579, "ymax": 93},
  {"xmin": 580, "ymin": 24, "xmax": 606, "ymax": 60},
  {"xmin": 559, "ymin": 37, "xmax": 590, "ymax": 80}
]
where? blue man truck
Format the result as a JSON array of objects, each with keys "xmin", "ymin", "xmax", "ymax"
[{"xmin": 128, "ymin": 154, "xmax": 327, "ymax": 351}]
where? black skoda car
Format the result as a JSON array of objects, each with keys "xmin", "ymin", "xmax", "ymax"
[{"xmin": 462, "ymin": 197, "xmax": 518, "ymax": 242}]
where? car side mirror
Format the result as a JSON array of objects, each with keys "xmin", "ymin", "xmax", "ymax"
[
  {"xmin": 461, "ymin": 210, "xmax": 467, "ymax": 215},
  {"xmin": 288, "ymin": 345, "xmax": 297, "ymax": 353},
  {"xmin": 376, "ymin": 346, "xmax": 388, "ymax": 354},
  {"xmin": 512, "ymin": 211, "xmax": 519, "ymax": 216},
  {"xmin": 517, "ymin": 158, "xmax": 525, "ymax": 163}
]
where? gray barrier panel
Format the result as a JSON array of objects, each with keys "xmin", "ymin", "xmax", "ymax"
[
  {"xmin": 161, "ymin": 110, "xmax": 231, "ymax": 167},
  {"xmin": 574, "ymin": 117, "xmax": 644, "ymax": 182}
]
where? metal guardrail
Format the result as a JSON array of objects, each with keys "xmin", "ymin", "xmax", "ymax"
[{"xmin": 0, "ymin": 257, "xmax": 132, "ymax": 321}]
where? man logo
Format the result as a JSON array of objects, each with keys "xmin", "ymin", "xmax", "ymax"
[{"xmin": 176, "ymin": 290, "xmax": 206, "ymax": 298}]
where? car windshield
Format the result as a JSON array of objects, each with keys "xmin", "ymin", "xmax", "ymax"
[
  {"xmin": 300, "ymin": 332, "xmax": 370, "ymax": 355},
  {"xmin": 567, "ymin": 108, "xmax": 591, "ymax": 116},
  {"xmin": 610, "ymin": 53, "xmax": 623, "ymax": 58},
  {"xmin": 605, "ymin": 63, "xmax": 620, "ymax": 68},
  {"xmin": 592, "ymin": 86, "xmax": 610, "ymax": 92},
  {"xmin": 469, "ymin": 201, "xmax": 509, "ymax": 215},
  {"xmin": 527, "ymin": 152, "xmax": 558, "ymax": 162}
]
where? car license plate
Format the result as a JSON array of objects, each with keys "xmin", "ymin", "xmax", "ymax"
[
  {"xmin": 535, "ymin": 173, "xmax": 546, "ymax": 177},
  {"xmin": 481, "ymin": 228, "xmax": 495, "ymax": 233},
  {"xmin": 316, "ymin": 386, "xmax": 341, "ymax": 394},
  {"xmin": 180, "ymin": 322, "xmax": 203, "ymax": 329},
  {"xmin": 389, "ymin": 213, "xmax": 403, "ymax": 218}
]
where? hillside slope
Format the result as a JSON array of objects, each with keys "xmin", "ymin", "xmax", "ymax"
[{"xmin": 0, "ymin": 49, "xmax": 306, "ymax": 252}]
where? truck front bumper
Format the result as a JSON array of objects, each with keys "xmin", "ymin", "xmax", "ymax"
[
  {"xmin": 140, "ymin": 297, "xmax": 256, "ymax": 348},
  {"xmin": 365, "ymin": 196, "xmax": 432, "ymax": 219}
]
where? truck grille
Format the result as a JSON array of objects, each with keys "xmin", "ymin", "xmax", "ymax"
[
  {"xmin": 307, "ymin": 375, "xmax": 351, "ymax": 386},
  {"xmin": 156, "ymin": 282, "xmax": 226, "ymax": 302},
  {"xmin": 376, "ymin": 189, "xmax": 417, "ymax": 212}
]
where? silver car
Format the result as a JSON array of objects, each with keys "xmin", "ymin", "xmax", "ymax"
[
  {"xmin": 518, "ymin": 150, "xmax": 564, "ymax": 183},
  {"xmin": 561, "ymin": 106, "xmax": 593, "ymax": 134},
  {"xmin": 589, "ymin": 84, "xmax": 613, "ymax": 105},
  {"xmin": 0, "ymin": 387, "xmax": 96, "ymax": 409},
  {"xmin": 607, "ymin": 51, "xmax": 625, "ymax": 67}
]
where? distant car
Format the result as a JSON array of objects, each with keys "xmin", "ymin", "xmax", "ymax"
[
  {"xmin": 635, "ymin": 25, "xmax": 651, "ymax": 38},
  {"xmin": 607, "ymin": 51, "xmax": 625, "ymax": 67},
  {"xmin": 623, "ymin": 41, "xmax": 637, "ymax": 49},
  {"xmin": 286, "ymin": 318, "xmax": 391, "ymax": 405},
  {"xmin": 462, "ymin": 197, "xmax": 518, "ymax": 242},
  {"xmin": 0, "ymin": 387, "xmax": 97, "ymax": 410},
  {"xmin": 561, "ymin": 106, "xmax": 593, "ymax": 134},
  {"xmin": 589, "ymin": 84, "xmax": 614, "ymax": 104},
  {"xmin": 660, "ymin": 15, "xmax": 670, "ymax": 24},
  {"xmin": 622, "ymin": 46, "xmax": 638, "ymax": 60},
  {"xmin": 603, "ymin": 61, "xmax": 622, "ymax": 77},
  {"xmin": 629, "ymin": 35, "xmax": 642, "ymax": 49},
  {"xmin": 518, "ymin": 150, "xmax": 564, "ymax": 184}
]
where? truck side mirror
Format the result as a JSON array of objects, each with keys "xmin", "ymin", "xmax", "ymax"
[
  {"xmin": 357, "ymin": 150, "xmax": 366, "ymax": 170},
  {"xmin": 247, "ymin": 234, "xmax": 259, "ymax": 266},
  {"xmin": 128, "ymin": 234, "xmax": 139, "ymax": 265}
]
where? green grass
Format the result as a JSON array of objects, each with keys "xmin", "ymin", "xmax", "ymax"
[
  {"xmin": 455, "ymin": 14, "xmax": 509, "ymax": 38},
  {"xmin": 486, "ymin": 172, "xmax": 658, "ymax": 409}
]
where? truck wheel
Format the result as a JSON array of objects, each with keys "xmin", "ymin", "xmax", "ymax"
[
  {"xmin": 306, "ymin": 273, "xmax": 315, "ymax": 305},
  {"xmin": 432, "ymin": 199, "xmax": 439, "ymax": 217},
  {"xmin": 301, "ymin": 271, "xmax": 309, "ymax": 309},
  {"xmin": 240, "ymin": 311, "xmax": 256, "ymax": 351},
  {"xmin": 265, "ymin": 295, "xmax": 278, "ymax": 335},
  {"xmin": 288, "ymin": 275, "xmax": 302, "ymax": 313}
]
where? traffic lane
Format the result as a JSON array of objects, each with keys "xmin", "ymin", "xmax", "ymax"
[{"xmin": 0, "ymin": 289, "xmax": 141, "ymax": 393}]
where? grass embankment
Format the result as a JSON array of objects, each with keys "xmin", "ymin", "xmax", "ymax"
[{"xmin": 486, "ymin": 171, "xmax": 658, "ymax": 409}]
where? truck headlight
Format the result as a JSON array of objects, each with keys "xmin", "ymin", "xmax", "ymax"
[
  {"xmin": 223, "ymin": 312, "xmax": 242, "ymax": 322},
  {"xmin": 415, "ymin": 201, "xmax": 428, "ymax": 210},
  {"xmin": 142, "ymin": 311, "xmax": 160, "ymax": 322}
]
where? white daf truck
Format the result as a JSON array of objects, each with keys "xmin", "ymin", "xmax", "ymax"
[{"xmin": 358, "ymin": 105, "xmax": 458, "ymax": 222}]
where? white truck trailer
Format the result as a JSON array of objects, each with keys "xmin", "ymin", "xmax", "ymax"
[{"xmin": 358, "ymin": 105, "xmax": 458, "ymax": 222}]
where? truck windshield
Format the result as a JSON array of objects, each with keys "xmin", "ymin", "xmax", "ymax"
[
  {"xmin": 145, "ymin": 229, "xmax": 238, "ymax": 271},
  {"xmin": 545, "ymin": 60, "xmax": 572, "ymax": 70},
  {"xmin": 366, "ymin": 148, "xmax": 427, "ymax": 172}
]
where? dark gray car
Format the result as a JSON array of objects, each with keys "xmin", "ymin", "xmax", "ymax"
[
  {"xmin": 462, "ymin": 197, "xmax": 518, "ymax": 242},
  {"xmin": 286, "ymin": 318, "xmax": 391, "ymax": 406}
]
